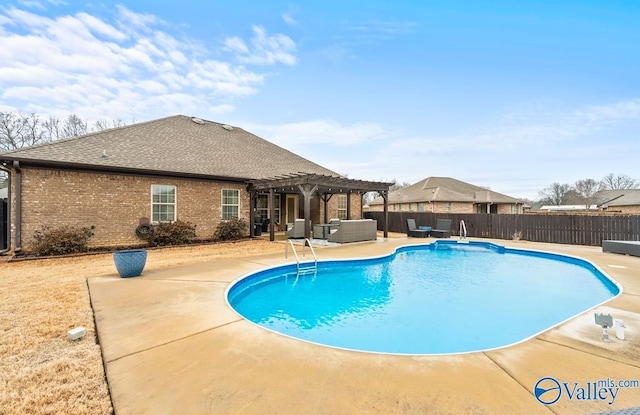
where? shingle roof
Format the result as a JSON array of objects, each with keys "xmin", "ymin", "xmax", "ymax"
[
  {"xmin": 597, "ymin": 189, "xmax": 640, "ymax": 207},
  {"xmin": 0, "ymin": 115, "xmax": 338, "ymax": 181},
  {"xmin": 369, "ymin": 176, "xmax": 523, "ymax": 205}
]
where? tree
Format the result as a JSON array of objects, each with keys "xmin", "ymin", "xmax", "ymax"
[
  {"xmin": 1, "ymin": 111, "xmax": 129, "ymax": 152},
  {"xmin": 61, "ymin": 114, "xmax": 88, "ymax": 137},
  {"xmin": 537, "ymin": 182, "xmax": 572, "ymax": 206},
  {"xmin": 363, "ymin": 179, "xmax": 409, "ymax": 205},
  {"xmin": 574, "ymin": 178, "xmax": 600, "ymax": 210},
  {"xmin": 94, "ymin": 118, "xmax": 131, "ymax": 131},
  {"xmin": 1, "ymin": 111, "xmax": 129, "ymax": 181},
  {"xmin": 0, "ymin": 112, "xmax": 47, "ymax": 151},
  {"xmin": 599, "ymin": 173, "xmax": 639, "ymax": 190}
]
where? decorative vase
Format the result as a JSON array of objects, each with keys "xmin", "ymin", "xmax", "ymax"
[{"xmin": 113, "ymin": 249, "xmax": 147, "ymax": 278}]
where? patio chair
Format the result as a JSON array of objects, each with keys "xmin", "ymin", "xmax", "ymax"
[
  {"xmin": 285, "ymin": 219, "xmax": 305, "ymax": 239},
  {"xmin": 406, "ymin": 219, "xmax": 430, "ymax": 238},
  {"xmin": 430, "ymin": 219, "xmax": 452, "ymax": 238}
]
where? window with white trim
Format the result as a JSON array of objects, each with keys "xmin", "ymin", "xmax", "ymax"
[
  {"xmin": 151, "ymin": 185, "xmax": 176, "ymax": 222},
  {"xmin": 337, "ymin": 194, "xmax": 347, "ymax": 219},
  {"xmin": 222, "ymin": 189, "xmax": 240, "ymax": 219}
]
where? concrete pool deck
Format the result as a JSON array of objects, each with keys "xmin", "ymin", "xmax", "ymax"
[{"xmin": 88, "ymin": 237, "xmax": 640, "ymax": 414}]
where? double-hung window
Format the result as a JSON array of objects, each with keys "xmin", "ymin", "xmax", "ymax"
[
  {"xmin": 256, "ymin": 194, "xmax": 280, "ymax": 223},
  {"xmin": 222, "ymin": 189, "xmax": 240, "ymax": 219},
  {"xmin": 337, "ymin": 195, "xmax": 347, "ymax": 219},
  {"xmin": 151, "ymin": 185, "xmax": 176, "ymax": 222}
]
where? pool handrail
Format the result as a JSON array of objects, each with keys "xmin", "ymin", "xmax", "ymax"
[{"xmin": 285, "ymin": 238, "xmax": 317, "ymax": 276}]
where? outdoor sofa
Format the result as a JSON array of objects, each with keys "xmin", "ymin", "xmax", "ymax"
[
  {"xmin": 406, "ymin": 219, "xmax": 430, "ymax": 238},
  {"xmin": 327, "ymin": 219, "xmax": 377, "ymax": 243},
  {"xmin": 285, "ymin": 219, "xmax": 305, "ymax": 239},
  {"xmin": 602, "ymin": 240, "xmax": 640, "ymax": 257},
  {"xmin": 430, "ymin": 219, "xmax": 452, "ymax": 238}
]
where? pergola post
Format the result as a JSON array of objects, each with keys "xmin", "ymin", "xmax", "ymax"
[
  {"xmin": 249, "ymin": 190, "xmax": 257, "ymax": 238},
  {"xmin": 382, "ymin": 190, "xmax": 389, "ymax": 238},
  {"xmin": 320, "ymin": 193, "xmax": 333, "ymax": 223},
  {"xmin": 297, "ymin": 184, "xmax": 318, "ymax": 239},
  {"xmin": 346, "ymin": 191, "xmax": 352, "ymax": 220},
  {"xmin": 269, "ymin": 189, "xmax": 275, "ymax": 241}
]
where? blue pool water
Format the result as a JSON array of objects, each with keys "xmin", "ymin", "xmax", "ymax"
[{"xmin": 227, "ymin": 241, "xmax": 620, "ymax": 354}]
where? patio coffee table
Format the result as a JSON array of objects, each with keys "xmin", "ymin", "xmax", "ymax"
[{"xmin": 315, "ymin": 223, "xmax": 336, "ymax": 239}]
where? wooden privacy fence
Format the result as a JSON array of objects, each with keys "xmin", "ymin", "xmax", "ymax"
[{"xmin": 364, "ymin": 211, "xmax": 640, "ymax": 247}]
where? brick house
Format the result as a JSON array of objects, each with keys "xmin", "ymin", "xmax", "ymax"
[
  {"xmin": 368, "ymin": 176, "xmax": 524, "ymax": 214},
  {"xmin": 0, "ymin": 115, "xmax": 387, "ymax": 253},
  {"xmin": 597, "ymin": 190, "xmax": 640, "ymax": 214}
]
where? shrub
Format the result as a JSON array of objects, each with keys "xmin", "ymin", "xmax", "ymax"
[
  {"xmin": 214, "ymin": 218, "xmax": 248, "ymax": 241},
  {"xmin": 30, "ymin": 225, "xmax": 95, "ymax": 256},
  {"xmin": 142, "ymin": 220, "xmax": 197, "ymax": 247}
]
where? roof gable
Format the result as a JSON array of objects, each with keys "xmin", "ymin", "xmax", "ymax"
[
  {"xmin": 370, "ymin": 176, "xmax": 523, "ymax": 205},
  {"xmin": 597, "ymin": 189, "xmax": 640, "ymax": 206},
  {"xmin": 0, "ymin": 115, "xmax": 338, "ymax": 181}
]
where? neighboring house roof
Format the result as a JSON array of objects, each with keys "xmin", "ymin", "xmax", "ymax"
[
  {"xmin": 369, "ymin": 176, "xmax": 523, "ymax": 205},
  {"xmin": 539, "ymin": 205, "xmax": 598, "ymax": 211},
  {"xmin": 597, "ymin": 189, "xmax": 640, "ymax": 207},
  {"xmin": 0, "ymin": 115, "xmax": 338, "ymax": 181}
]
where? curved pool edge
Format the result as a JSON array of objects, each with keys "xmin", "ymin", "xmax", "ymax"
[{"xmin": 224, "ymin": 239, "xmax": 624, "ymax": 357}]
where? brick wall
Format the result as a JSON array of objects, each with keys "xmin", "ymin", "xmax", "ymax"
[
  {"xmin": 319, "ymin": 193, "xmax": 363, "ymax": 220},
  {"xmin": 611, "ymin": 206, "xmax": 640, "ymax": 215},
  {"xmin": 18, "ymin": 168, "xmax": 249, "ymax": 250},
  {"xmin": 496, "ymin": 203, "xmax": 521, "ymax": 214}
]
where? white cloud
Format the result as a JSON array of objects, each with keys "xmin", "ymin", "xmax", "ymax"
[
  {"xmin": 350, "ymin": 20, "xmax": 417, "ymax": 36},
  {"xmin": 253, "ymin": 119, "xmax": 386, "ymax": 148},
  {"xmin": 282, "ymin": 13, "xmax": 297, "ymax": 26},
  {"xmin": 573, "ymin": 98, "xmax": 640, "ymax": 127},
  {"xmin": 224, "ymin": 25, "xmax": 297, "ymax": 66},
  {"xmin": 0, "ymin": 5, "xmax": 295, "ymax": 122},
  {"xmin": 245, "ymin": 98, "xmax": 640, "ymax": 198}
]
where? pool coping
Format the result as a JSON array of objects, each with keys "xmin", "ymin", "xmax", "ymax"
[{"xmin": 87, "ymin": 237, "xmax": 640, "ymax": 414}]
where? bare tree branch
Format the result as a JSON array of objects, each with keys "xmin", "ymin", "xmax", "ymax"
[
  {"xmin": 537, "ymin": 182, "xmax": 572, "ymax": 206},
  {"xmin": 600, "ymin": 173, "xmax": 639, "ymax": 190},
  {"xmin": 574, "ymin": 178, "xmax": 600, "ymax": 210}
]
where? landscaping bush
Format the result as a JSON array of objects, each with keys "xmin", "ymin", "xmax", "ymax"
[
  {"xmin": 214, "ymin": 218, "xmax": 248, "ymax": 241},
  {"xmin": 30, "ymin": 225, "xmax": 95, "ymax": 256},
  {"xmin": 142, "ymin": 220, "xmax": 197, "ymax": 247}
]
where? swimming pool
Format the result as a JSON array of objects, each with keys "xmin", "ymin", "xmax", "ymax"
[{"xmin": 227, "ymin": 241, "xmax": 620, "ymax": 354}]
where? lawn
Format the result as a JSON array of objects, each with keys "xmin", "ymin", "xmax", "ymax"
[{"xmin": 0, "ymin": 239, "xmax": 284, "ymax": 414}]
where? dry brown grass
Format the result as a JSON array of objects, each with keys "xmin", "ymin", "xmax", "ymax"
[{"xmin": 0, "ymin": 239, "xmax": 284, "ymax": 415}]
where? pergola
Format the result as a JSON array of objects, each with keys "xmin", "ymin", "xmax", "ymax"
[{"xmin": 247, "ymin": 173, "xmax": 394, "ymax": 241}]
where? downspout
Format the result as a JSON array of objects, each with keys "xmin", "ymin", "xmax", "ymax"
[
  {"xmin": 13, "ymin": 161, "xmax": 22, "ymax": 254},
  {"xmin": 0, "ymin": 162, "xmax": 11, "ymax": 254}
]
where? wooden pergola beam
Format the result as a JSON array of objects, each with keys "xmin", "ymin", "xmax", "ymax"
[{"xmin": 247, "ymin": 173, "xmax": 394, "ymax": 241}]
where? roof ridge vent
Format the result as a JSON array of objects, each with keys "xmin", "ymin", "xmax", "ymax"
[
  {"xmin": 222, "ymin": 124, "xmax": 233, "ymax": 131},
  {"xmin": 191, "ymin": 117, "xmax": 205, "ymax": 125}
]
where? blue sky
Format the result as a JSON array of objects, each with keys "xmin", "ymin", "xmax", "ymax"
[{"xmin": 1, "ymin": 1, "xmax": 638, "ymax": 199}]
